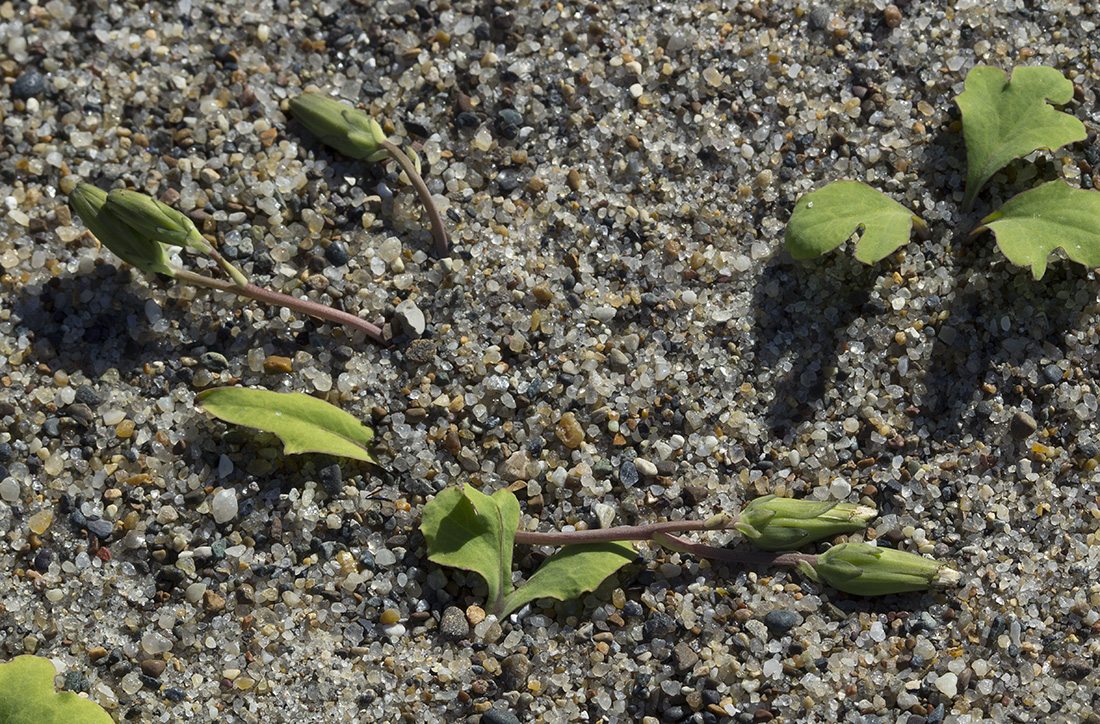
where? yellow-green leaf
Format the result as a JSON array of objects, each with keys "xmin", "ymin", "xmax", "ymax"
[
  {"xmin": 498, "ymin": 541, "xmax": 635, "ymax": 618},
  {"xmin": 0, "ymin": 656, "xmax": 114, "ymax": 724},
  {"xmin": 195, "ymin": 387, "xmax": 375, "ymax": 462},
  {"xmin": 421, "ymin": 485, "xmax": 519, "ymax": 614},
  {"xmin": 785, "ymin": 181, "xmax": 927, "ymax": 263},
  {"xmin": 975, "ymin": 180, "xmax": 1100, "ymax": 279},
  {"xmin": 956, "ymin": 65, "xmax": 1086, "ymax": 210}
]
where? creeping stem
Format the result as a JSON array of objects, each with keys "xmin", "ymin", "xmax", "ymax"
[
  {"xmin": 172, "ymin": 269, "xmax": 389, "ymax": 346},
  {"xmin": 513, "ymin": 518, "xmax": 722, "ymax": 546},
  {"xmin": 380, "ymin": 139, "xmax": 450, "ymax": 259},
  {"xmin": 652, "ymin": 533, "xmax": 817, "ymax": 568}
]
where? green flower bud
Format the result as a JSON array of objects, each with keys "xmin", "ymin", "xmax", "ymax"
[
  {"xmin": 735, "ymin": 495, "xmax": 875, "ymax": 551},
  {"xmin": 799, "ymin": 542, "xmax": 959, "ymax": 596},
  {"xmin": 69, "ymin": 184, "xmax": 175, "ymax": 277},
  {"xmin": 105, "ymin": 189, "xmax": 210, "ymax": 254},
  {"xmin": 288, "ymin": 94, "xmax": 390, "ymax": 162}
]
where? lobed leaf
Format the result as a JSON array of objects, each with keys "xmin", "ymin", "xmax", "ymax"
[
  {"xmin": 785, "ymin": 181, "xmax": 927, "ymax": 263},
  {"xmin": 498, "ymin": 541, "xmax": 636, "ymax": 618},
  {"xmin": 956, "ymin": 65, "xmax": 1086, "ymax": 210},
  {"xmin": 975, "ymin": 180, "xmax": 1100, "ymax": 279},
  {"xmin": 0, "ymin": 656, "xmax": 114, "ymax": 724},
  {"xmin": 421, "ymin": 485, "xmax": 519, "ymax": 614},
  {"xmin": 195, "ymin": 387, "xmax": 375, "ymax": 462}
]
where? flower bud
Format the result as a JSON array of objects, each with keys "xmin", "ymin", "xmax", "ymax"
[
  {"xmin": 735, "ymin": 495, "xmax": 875, "ymax": 551},
  {"xmin": 105, "ymin": 189, "xmax": 210, "ymax": 253},
  {"xmin": 69, "ymin": 183, "xmax": 174, "ymax": 276},
  {"xmin": 288, "ymin": 94, "xmax": 390, "ymax": 162},
  {"xmin": 799, "ymin": 542, "xmax": 958, "ymax": 596}
]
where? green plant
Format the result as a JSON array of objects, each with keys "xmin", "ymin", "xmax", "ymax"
[
  {"xmin": 288, "ymin": 93, "xmax": 450, "ymax": 259},
  {"xmin": 786, "ymin": 65, "xmax": 1100, "ymax": 279},
  {"xmin": 191, "ymin": 390, "xmax": 954, "ymax": 609},
  {"xmin": 69, "ymin": 183, "xmax": 389, "ymax": 346},
  {"xmin": 0, "ymin": 655, "xmax": 114, "ymax": 724},
  {"xmin": 421, "ymin": 485, "xmax": 956, "ymax": 615}
]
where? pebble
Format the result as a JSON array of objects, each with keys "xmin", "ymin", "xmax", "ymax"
[
  {"xmin": 211, "ymin": 488, "xmax": 238, "ymax": 523},
  {"xmin": 466, "ymin": 605, "xmax": 486, "ymax": 626},
  {"xmin": 141, "ymin": 659, "xmax": 167, "ymax": 678},
  {"xmin": 481, "ymin": 709, "xmax": 521, "ymax": 724},
  {"xmin": 500, "ymin": 653, "xmax": 529, "ymax": 690},
  {"xmin": 672, "ymin": 642, "xmax": 699, "ymax": 671},
  {"xmin": 74, "ymin": 385, "xmax": 102, "ymax": 406},
  {"xmin": 12, "ymin": 71, "xmax": 46, "ymax": 99},
  {"xmin": 633, "ymin": 457, "xmax": 658, "ymax": 477},
  {"xmin": 439, "ymin": 606, "xmax": 470, "ymax": 641},
  {"xmin": 1009, "ymin": 411, "xmax": 1037, "ymax": 440},
  {"xmin": 86, "ymin": 518, "xmax": 114, "ymax": 540},
  {"xmin": 262, "ymin": 355, "xmax": 293, "ymax": 374},
  {"xmin": 763, "ymin": 609, "xmax": 800, "ymax": 636},
  {"xmin": 319, "ymin": 463, "xmax": 343, "ymax": 497},
  {"xmin": 324, "ymin": 241, "xmax": 350, "ymax": 266},
  {"xmin": 395, "ymin": 299, "xmax": 426, "ymax": 336},
  {"xmin": 934, "ymin": 672, "xmax": 958, "ymax": 696}
]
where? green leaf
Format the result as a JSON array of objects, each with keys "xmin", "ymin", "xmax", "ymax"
[
  {"xmin": 975, "ymin": 180, "xmax": 1100, "ymax": 279},
  {"xmin": 498, "ymin": 541, "xmax": 635, "ymax": 618},
  {"xmin": 785, "ymin": 181, "xmax": 927, "ymax": 263},
  {"xmin": 0, "ymin": 656, "xmax": 114, "ymax": 724},
  {"xmin": 956, "ymin": 65, "xmax": 1086, "ymax": 210},
  {"xmin": 421, "ymin": 485, "xmax": 519, "ymax": 614},
  {"xmin": 195, "ymin": 387, "xmax": 375, "ymax": 462}
]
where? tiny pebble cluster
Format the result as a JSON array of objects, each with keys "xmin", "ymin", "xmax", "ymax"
[{"xmin": 2, "ymin": 1, "xmax": 1100, "ymax": 723}]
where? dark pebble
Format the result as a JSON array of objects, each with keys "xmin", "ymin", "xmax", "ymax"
[
  {"xmin": 74, "ymin": 385, "xmax": 102, "ymax": 406},
  {"xmin": 497, "ymin": 169, "xmax": 521, "ymax": 194},
  {"xmin": 0, "ymin": 442, "xmax": 11, "ymax": 462},
  {"xmin": 86, "ymin": 518, "xmax": 114, "ymax": 540},
  {"xmin": 456, "ymin": 111, "xmax": 481, "ymax": 128},
  {"xmin": 406, "ymin": 338, "xmax": 437, "ymax": 365},
  {"xmin": 141, "ymin": 659, "xmax": 167, "ymax": 677},
  {"xmin": 592, "ymin": 458, "xmax": 613, "ymax": 479},
  {"xmin": 69, "ymin": 509, "xmax": 87, "ymax": 530},
  {"xmin": 1042, "ymin": 364, "xmax": 1063, "ymax": 384},
  {"xmin": 763, "ymin": 609, "xmax": 800, "ymax": 636},
  {"xmin": 212, "ymin": 44, "xmax": 233, "ymax": 61},
  {"xmin": 211, "ymin": 539, "xmax": 227, "ymax": 559},
  {"xmin": 1009, "ymin": 410, "xmax": 1037, "ymax": 440},
  {"xmin": 925, "ymin": 704, "xmax": 945, "ymax": 724},
  {"xmin": 63, "ymin": 670, "xmax": 90, "ymax": 692},
  {"xmin": 500, "ymin": 653, "xmax": 530, "ymax": 690},
  {"xmin": 808, "ymin": 6, "xmax": 832, "ymax": 30},
  {"xmin": 324, "ymin": 241, "xmax": 350, "ymax": 266},
  {"xmin": 481, "ymin": 709, "xmax": 521, "ymax": 724},
  {"xmin": 12, "ymin": 71, "xmax": 46, "ymax": 99},
  {"xmin": 672, "ymin": 641, "xmax": 699, "ymax": 671},
  {"xmin": 439, "ymin": 605, "xmax": 470, "ymax": 641},
  {"xmin": 140, "ymin": 673, "xmax": 163, "ymax": 690},
  {"xmin": 319, "ymin": 463, "xmax": 343, "ymax": 497},
  {"xmin": 619, "ymin": 460, "xmax": 639, "ymax": 487},
  {"xmin": 662, "ymin": 706, "xmax": 685, "ymax": 722},
  {"xmin": 359, "ymin": 550, "xmax": 376, "ymax": 570},
  {"xmin": 643, "ymin": 611, "xmax": 675, "ymax": 639},
  {"xmin": 164, "ymin": 687, "xmax": 187, "ymax": 702},
  {"xmin": 498, "ymin": 108, "xmax": 523, "ymax": 127},
  {"xmin": 623, "ymin": 600, "xmax": 644, "ymax": 617},
  {"xmin": 1063, "ymin": 657, "xmax": 1093, "ymax": 681},
  {"xmin": 33, "ymin": 548, "xmax": 52, "ymax": 572},
  {"xmin": 41, "ymin": 417, "xmax": 61, "ymax": 438}
]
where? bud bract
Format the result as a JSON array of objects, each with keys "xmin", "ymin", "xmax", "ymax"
[
  {"xmin": 288, "ymin": 94, "xmax": 390, "ymax": 162},
  {"xmin": 105, "ymin": 189, "xmax": 210, "ymax": 253},
  {"xmin": 69, "ymin": 184, "xmax": 174, "ymax": 276},
  {"xmin": 735, "ymin": 495, "xmax": 875, "ymax": 551},
  {"xmin": 799, "ymin": 542, "xmax": 957, "ymax": 596}
]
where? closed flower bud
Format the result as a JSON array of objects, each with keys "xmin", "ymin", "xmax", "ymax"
[
  {"xmin": 69, "ymin": 183, "xmax": 174, "ymax": 277},
  {"xmin": 800, "ymin": 542, "xmax": 958, "ymax": 596},
  {"xmin": 735, "ymin": 495, "xmax": 875, "ymax": 551},
  {"xmin": 288, "ymin": 94, "xmax": 390, "ymax": 162},
  {"xmin": 105, "ymin": 189, "xmax": 210, "ymax": 253}
]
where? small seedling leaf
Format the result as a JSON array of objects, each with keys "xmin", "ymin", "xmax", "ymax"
[
  {"xmin": 498, "ymin": 541, "xmax": 636, "ymax": 618},
  {"xmin": 195, "ymin": 387, "xmax": 375, "ymax": 462},
  {"xmin": 421, "ymin": 485, "xmax": 519, "ymax": 614},
  {"xmin": 0, "ymin": 655, "xmax": 114, "ymax": 724},
  {"xmin": 956, "ymin": 65, "xmax": 1086, "ymax": 210},
  {"xmin": 785, "ymin": 181, "xmax": 927, "ymax": 263},
  {"xmin": 975, "ymin": 180, "xmax": 1100, "ymax": 279}
]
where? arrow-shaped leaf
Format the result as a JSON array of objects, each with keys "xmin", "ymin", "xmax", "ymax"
[
  {"xmin": 956, "ymin": 65, "xmax": 1086, "ymax": 210},
  {"xmin": 975, "ymin": 180, "xmax": 1100, "ymax": 279},
  {"xmin": 195, "ymin": 387, "xmax": 375, "ymax": 462},
  {"xmin": 499, "ymin": 541, "xmax": 636, "ymax": 618},
  {"xmin": 785, "ymin": 181, "xmax": 927, "ymax": 263},
  {"xmin": 421, "ymin": 484, "xmax": 519, "ymax": 614},
  {"xmin": 0, "ymin": 656, "xmax": 114, "ymax": 724}
]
